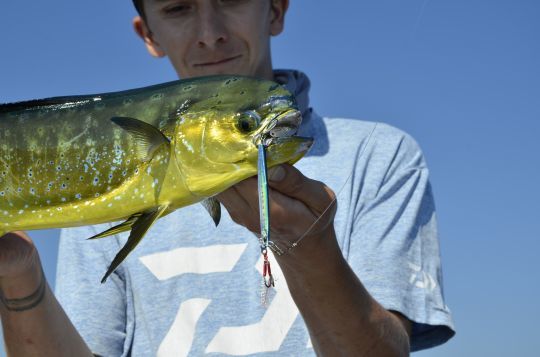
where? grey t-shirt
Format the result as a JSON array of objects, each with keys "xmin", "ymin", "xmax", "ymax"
[{"xmin": 55, "ymin": 70, "xmax": 455, "ymax": 356}]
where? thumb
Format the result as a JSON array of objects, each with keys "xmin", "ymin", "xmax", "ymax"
[{"xmin": 267, "ymin": 164, "xmax": 336, "ymax": 214}]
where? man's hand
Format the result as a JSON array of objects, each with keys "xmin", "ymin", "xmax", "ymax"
[
  {"xmin": 218, "ymin": 164, "xmax": 411, "ymax": 356},
  {"xmin": 0, "ymin": 231, "xmax": 39, "ymax": 281},
  {"xmin": 0, "ymin": 231, "xmax": 94, "ymax": 356},
  {"xmin": 217, "ymin": 163, "xmax": 337, "ymax": 250},
  {"xmin": 0, "ymin": 231, "xmax": 43, "ymax": 301}
]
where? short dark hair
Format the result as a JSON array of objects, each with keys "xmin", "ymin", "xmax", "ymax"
[{"xmin": 132, "ymin": 0, "xmax": 146, "ymax": 19}]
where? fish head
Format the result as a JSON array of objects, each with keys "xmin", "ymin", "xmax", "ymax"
[{"xmin": 172, "ymin": 76, "xmax": 313, "ymax": 197}]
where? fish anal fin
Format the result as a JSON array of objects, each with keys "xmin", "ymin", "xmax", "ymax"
[
  {"xmin": 100, "ymin": 205, "xmax": 168, "ymax": 283},
  {"xmin": 87, "ymin": 214, "xmax": 141, "ymax": 240},
  {"xmin": 110, "ymin": 117, "xmax": 170, "ymax": 162},
  {"xmin": 200, "ymin": 197, "xmax": 221, "ymax": 226}
]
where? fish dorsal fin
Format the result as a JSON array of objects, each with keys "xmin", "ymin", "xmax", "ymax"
[
  {"xmin": 200, "ymin": 197, "xmax": 221, "ymax": 226},
  {"xmin": 111, "ymin": 117, "xmax": 171, "ymax": 162},
  {"xmin": 0, "ymin": 95, "xmax": 100, "ymax": 113},
  {"xmin": 100, "ymin": 205, "xmax": 168, "ymax": 283}
]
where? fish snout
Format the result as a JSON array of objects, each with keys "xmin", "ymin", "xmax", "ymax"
[{"xmin": 254, "ymin": 109, "xmax": 303, "ymax": 146}]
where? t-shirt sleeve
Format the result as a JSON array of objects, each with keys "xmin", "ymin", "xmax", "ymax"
[
  {"xmin": 345, "ymin": 123, "xmax": 455, "ymax": 351},
  {"xmin": 54, "ymin": 224, "xmax": 134, "ymax": 357}
]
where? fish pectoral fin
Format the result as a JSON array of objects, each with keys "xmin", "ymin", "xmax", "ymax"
[
  {"xmin": 200, "ymin": 197, "xmax": 221, "ymax": 226},
  {"xmin": 87, "ymin": 214, "xmax": 141, "ymax": 240},
  {"xmin": 100, "ymin": 205, "xmax": 168, "ymax": 283},
  {"xmin": 110, "ymin": 117, "xmax": 171, "ymax": 162}
]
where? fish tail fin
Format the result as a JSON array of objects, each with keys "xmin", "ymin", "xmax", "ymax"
[{"xmin": 100, "ymin": 205, "xmax": 168, "ymax": 283}]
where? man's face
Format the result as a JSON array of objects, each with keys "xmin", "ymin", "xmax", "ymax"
[{"xmin": 135, "ymin": 0, "xmax": 287, "ymax": 80}]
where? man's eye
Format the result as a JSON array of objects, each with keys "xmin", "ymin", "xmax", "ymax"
[
  {"xmin": 218, "ymin": 0, "xmax": 249, "ymax": 6},
  {"xmin": 163, "ymin": 3, "xmax": 192, "ymax": 15}
]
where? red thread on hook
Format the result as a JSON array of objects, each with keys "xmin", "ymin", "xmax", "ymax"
[{"xmin": 262, "ymin": 251, "xmax": 274, "ymax": 288}]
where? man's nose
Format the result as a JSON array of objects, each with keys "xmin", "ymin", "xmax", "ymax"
[{"xmin": 197, "ymin": 4, "xmax": 228, "ymax": 48}]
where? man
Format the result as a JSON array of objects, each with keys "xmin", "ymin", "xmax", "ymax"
[{"xmin": 0, "ymin": 0, "xmax": 454, "ymax": 355}]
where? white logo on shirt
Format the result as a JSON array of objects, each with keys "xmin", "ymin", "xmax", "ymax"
[
  {"xmin": 408, "ymin": 262, "xmax": 437, "ymax": 291},
  {"xmin": 140, "ymin": 244, "xmax": 304, "ymax": 356}
]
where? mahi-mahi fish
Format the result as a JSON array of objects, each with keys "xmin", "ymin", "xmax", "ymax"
[{"xmin": 0, "ymin": 76, "xmax": 313, "ymax": 282}]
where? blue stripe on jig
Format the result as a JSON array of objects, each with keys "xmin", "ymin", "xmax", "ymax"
[{"xmin": 257, "ymin": 143, "xmax": 275, "ymax": 289}]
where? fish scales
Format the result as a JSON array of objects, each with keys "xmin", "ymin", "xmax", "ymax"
[
  {"xmin": 1, "ymin": 92, "xmax": 177, "ymax": 230},
  {"xmin": 0, "ymin": 75, "xmax": 313, "ymax": 281}
]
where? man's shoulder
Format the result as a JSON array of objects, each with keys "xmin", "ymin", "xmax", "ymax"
[
  {"xmin": 318, "ymin": 114, "xmax": 423, "ymax": 154},
  {"xmin": 321, "ymin": 115, "xmax": 409, "ymax": 137}
]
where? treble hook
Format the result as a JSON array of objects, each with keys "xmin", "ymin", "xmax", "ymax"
[{"xmin": 263, "ymin": 258, "xmax": 275, "ymax": 288}]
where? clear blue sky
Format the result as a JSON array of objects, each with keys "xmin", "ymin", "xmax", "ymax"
[{"xmin": 1, "ymin": 0, "xmax": 539, "ymax": 355}]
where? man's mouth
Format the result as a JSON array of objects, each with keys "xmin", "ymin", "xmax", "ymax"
[{"xmin": 194, "ymin": 55, "xmax": 242, "ymax": 67}]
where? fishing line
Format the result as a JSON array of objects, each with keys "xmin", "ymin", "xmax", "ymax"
[
  {"xmin": 288, "ymin": 163, "xmax": 352, "ymax": 250},
  {"xmin": 288, "ymin": 122, "xmax": 377, "ymax": 252},
  {"xmin": 411, "ymin": 0, "xmax": 431, "ymax": 41}
]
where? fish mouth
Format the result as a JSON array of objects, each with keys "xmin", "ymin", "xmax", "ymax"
[
  {"xmin": 265, "ymin": 135, "xmax": 314, "ymax": 166},
  {"xmin": 253, "ymin": 109, "xmax": 303, "ymax": 146},
  {"xmin": 252, "ymin": 109, "xmax": 313, "ymax": 165}
]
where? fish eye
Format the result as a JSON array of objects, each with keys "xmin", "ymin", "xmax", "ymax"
[{"xmin": 236, "ymin": 111, "xmax": 260, "ymax": 133}]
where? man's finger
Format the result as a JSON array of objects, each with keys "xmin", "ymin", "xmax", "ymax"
[
  {"xmin": 267, "ymin": 164, "xmax": 335, "ymax": 214},
  {"xmin": 216, "ymin": 181, "xmax": 259, "ymax": 229},
  {"xmin": 216, "ymin": 186, "xmax": 248, "ymax": 213}
]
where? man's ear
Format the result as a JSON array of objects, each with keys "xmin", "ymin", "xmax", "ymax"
[
  {"xmin": 269, "ymin": 0, "xmax": 289, "ymax": 36},
  {"xmin": 133, "ymin": 16, "xmax": 166, "ymax": 58}
]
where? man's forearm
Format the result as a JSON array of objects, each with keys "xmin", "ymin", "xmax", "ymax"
[
  {"xmin": 0, "ymin": 259, "xmax": 93, "ymax": 357},
  {"xmin": 276, "ymin": 229, "xmax": 410, "ymax": 357}
]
